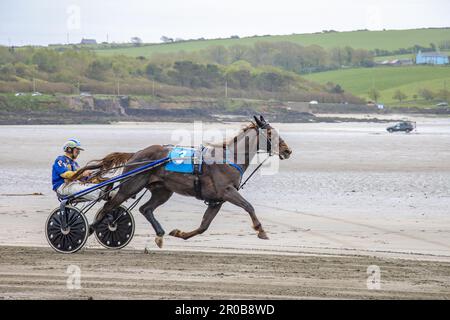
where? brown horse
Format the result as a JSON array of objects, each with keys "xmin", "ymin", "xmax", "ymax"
[{"xmin": 72, "ymin": 116, "xmax": 292, "ymax": 248}]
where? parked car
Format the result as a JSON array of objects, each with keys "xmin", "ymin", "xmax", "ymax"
[
  {"xmin": 15, "ymin": 92, "xmax": 26, "ymax": 96},
  {"xmin": 386, "ymin": 121, "xmax": 415, "ymax": 133},
  {"xmin": 31, "ymin": 92, "xmax": 42, "ymax": 96},
  {"xmin": 436, "ymin": 102, "xmax": 448, "ymax": 107}
]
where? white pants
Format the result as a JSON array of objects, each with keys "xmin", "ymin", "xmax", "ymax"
[{"xmin": 57, "ymin": 181, "xmax": 103, "ymax": 201}]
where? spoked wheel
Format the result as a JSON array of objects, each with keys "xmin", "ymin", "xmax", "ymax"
[
  {"xmin": 94, "ymin": 206, "xmax": 135, "ymax": 249},
  {"xmin": 45, "ymin": 206, "xmax": 89, "ymax": 254}
]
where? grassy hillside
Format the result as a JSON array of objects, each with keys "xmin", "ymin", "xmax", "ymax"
[
  {"xmin": 94, "ymin": 28, "xmax": 450, "ymax": 58},
  {"xmin": 304, "ymin": 65, "xmax": 450, "ymax": 105}
]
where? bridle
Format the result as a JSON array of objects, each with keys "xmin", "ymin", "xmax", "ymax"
[
  {"xmin": 238, "ymin": 122, "xmax": 275, "ymax": 190},
  {"xmin": 253, "ymin": 122, "xmax": 273, "ymax": 156}
]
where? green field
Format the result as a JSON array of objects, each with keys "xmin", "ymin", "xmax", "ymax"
[
  {"xmin": 94, "ymin": 28, "xmax": 450, "ymax": 58},
  {"xmin": 303, "ymin": 65, "xmax": 450, "ymax": 105}
]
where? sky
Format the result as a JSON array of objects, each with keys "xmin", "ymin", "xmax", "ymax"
[{"xmin": 0, "ymin": 0, "xmax": 449, "ymax": 46}]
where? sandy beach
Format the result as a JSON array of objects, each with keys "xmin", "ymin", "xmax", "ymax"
[
  {"xmin": 1, "ymin": 246, "xmax": 449, "ymax": 299},
  {"xmin": 1, "ymin": 117, "xmax": 450, "ymax": 299}
]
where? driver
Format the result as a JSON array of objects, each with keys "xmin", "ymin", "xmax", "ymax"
[{"xmin": 52, "ymin": 138, "xmax": 103, "ymax": 201}]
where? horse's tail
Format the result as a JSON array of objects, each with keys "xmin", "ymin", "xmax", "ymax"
[{"xmin": 69, "ymin": 152, "xmax": 135, "ymax": 181}]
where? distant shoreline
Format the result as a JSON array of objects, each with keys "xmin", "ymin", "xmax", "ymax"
[
  {"xmin": 1, "ymin": 111, "xmax": 446, "ymax": 125},
  {"xmin": 2, "ymin": 93, "xmax": 449, "ymax": 125},
  {"xmin": 0, "ymin": 113, "xmax": 398, "ymax": 125}
]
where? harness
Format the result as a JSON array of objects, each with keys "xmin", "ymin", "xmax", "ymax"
[
  {"xmin": 193, "ymin": 148, "xmax": 203, "ymax": 201},
  {"xmin": 196, "ymin": 125, "xmax": 274, "ymax": 206},
  {"xmin": 84, "ymin": 124, "xmax": 274, "ymax": 207},
  {"xmin": 226, "ymin": 161, "xmax": 244, "ymax": 176}
]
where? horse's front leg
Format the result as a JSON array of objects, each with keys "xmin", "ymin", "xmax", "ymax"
[
  {"xmin": 222, "ymin": 186, "xmax": 269, "ymax": 240},
  {"xmin": 139, "ymin": 187, "xmax": 173, "ymax": 248},
  {"xmin": 169, "ymin": 202, "xmax": 223, "ymax": 240}
]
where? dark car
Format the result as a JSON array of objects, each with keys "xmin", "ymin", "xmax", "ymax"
[{"xmin": 386, "ymin": 121, "xmax": 415, "ymax": 133}]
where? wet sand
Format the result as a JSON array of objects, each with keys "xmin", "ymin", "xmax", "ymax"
[
  {"xmin": 1, "ymin": 246, "xmax": 449, "ymax": 299},
  {"xmin": 1, "ymin": 117, "xmax": 450, "ymax": 299}
]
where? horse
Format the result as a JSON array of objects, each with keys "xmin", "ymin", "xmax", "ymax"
[{"xmin": 70, "ymin": 115, "xmax": 292, "ymax": 248}]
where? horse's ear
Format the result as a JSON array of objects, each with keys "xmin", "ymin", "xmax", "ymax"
[
  {"xmin": 260, "ymin": 115, "xmax": 266, "ymax": 124},
  {"xmin": 254, "ymin": 115, "xmax": 263, "ymax": 127}
]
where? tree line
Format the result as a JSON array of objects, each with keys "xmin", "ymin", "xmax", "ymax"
[
  {"xmin": 371, "ymin": 43, "xmax": 444, "ymax": 58},
  {"xmin": 148, "ymin": 41, "xmax": 376, "ymax": 75},
  {"xmin": 0, "ymin": 44, "xmax": 364, "ymax": 104},
  {"xmin": 367, "ymin": 87, "xmax": 449, "ymax": 103}
]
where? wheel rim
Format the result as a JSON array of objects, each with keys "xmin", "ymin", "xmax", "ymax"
[
  {"xmin": 94, "ymin": 206, "xmax": 134, "ymax": 249},
  {"xmin": 46, "ymin": 206, "xmax": 88, "ymax": 253}
]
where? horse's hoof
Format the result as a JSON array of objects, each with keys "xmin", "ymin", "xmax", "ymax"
[
  {"xmin": 155, "ymin": 236, "xmax": 164, "ymax": 248},
  {"xmin": 258, "ymin": 231, "xmax": 269, "ymax": 240},
  {"xmin": 169, "ymin": 229, "xmax": 180, "ymax": 237}
]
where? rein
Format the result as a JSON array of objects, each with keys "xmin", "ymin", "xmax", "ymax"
[
  {"xmin": 106, "ymin": 159, "xmax": 163, "ymax": 171},
  {"xmin": 238, "ymin": 154, "xmax": 271, "ymax": 190},
  {"xmin": 83, "ymin": 159, "xmax": 166, "ymax": 182}
]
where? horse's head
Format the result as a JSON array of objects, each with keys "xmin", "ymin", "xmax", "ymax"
[{"xmin": 253, "ymin": 115, "xmax": 292, "ymax": 160}]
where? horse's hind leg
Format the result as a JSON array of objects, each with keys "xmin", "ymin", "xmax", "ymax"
[
  {"xmin": 222, "ymin": 187, "xmax": 269, "ymax": 240},
  {"xmin": 89, "ymin": 175, "xmax": 149, "ymax": 235},
  {"xmin": 139, "ymin": 187, "xmax": 173, "ymax": 248},
  {"xmin": 89, "ymin": 190, "xmax": 130, "ymax": 235},
  {"xmin": 169, "ymin": 202, "xmax": 223, "ymax": 240}
]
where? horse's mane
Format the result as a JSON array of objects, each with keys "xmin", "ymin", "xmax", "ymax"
[{"xmin": 205, "ymin": 122, "xmax": 257, "ymax": 148}]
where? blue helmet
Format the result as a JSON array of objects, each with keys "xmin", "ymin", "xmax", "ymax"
[{"xmin": 63, "ymin": 138, "xmax": 84, "ymax": 152}]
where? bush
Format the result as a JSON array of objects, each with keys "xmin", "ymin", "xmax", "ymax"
[
  {"xmin": 14, "ymin": 62, "xmax": 35, "ymax": 78},
  {"xmin": 0, "ymin": 63, "xmax": 16, "ymax": 80},
  {"xmin": 87, "ymin": 59, "xmax": 113, "ymax": 81},
  {"xmin": 368, "ymin": 88, "xmax": 381, "ymax": 102},
  {"xmin": 418, "ymin": 88, "xmax": 435, "ymax": 101},
  {"xmin": 325, "ymin": 82, "xmax": 344, "ymax": 94},
  {"xmin": 32, "ymin": 49, "xmax": 60, "ymax": 73},
  {"xmin": 393, "ymin": 90, "xmax": 407, "ymax": 102},
  {"xmin": 436, "ymin": 89, "xmax": 449, "ymax": 102}
]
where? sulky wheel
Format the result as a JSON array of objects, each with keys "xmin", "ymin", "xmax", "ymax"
[
  {"xmin": 45, "ymin": 206, "xmax": 89, "ymax": 254},
  {"xmin": 94, "ymin": 205, "xmax": 135, "ymax": 249}
]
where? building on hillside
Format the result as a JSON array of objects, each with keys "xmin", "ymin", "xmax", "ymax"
[
  {"xmin": 416, "ymin": 51, "xmax": 449, "ymax": 65},
  {"xmin": 80, "ymin": 38, "xmax": 97, "ymax": 45}
]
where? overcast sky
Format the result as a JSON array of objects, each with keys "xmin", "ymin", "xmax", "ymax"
[{"xmin": 0, "ymin": 0, "xmax": 449, "ymax": 46}]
